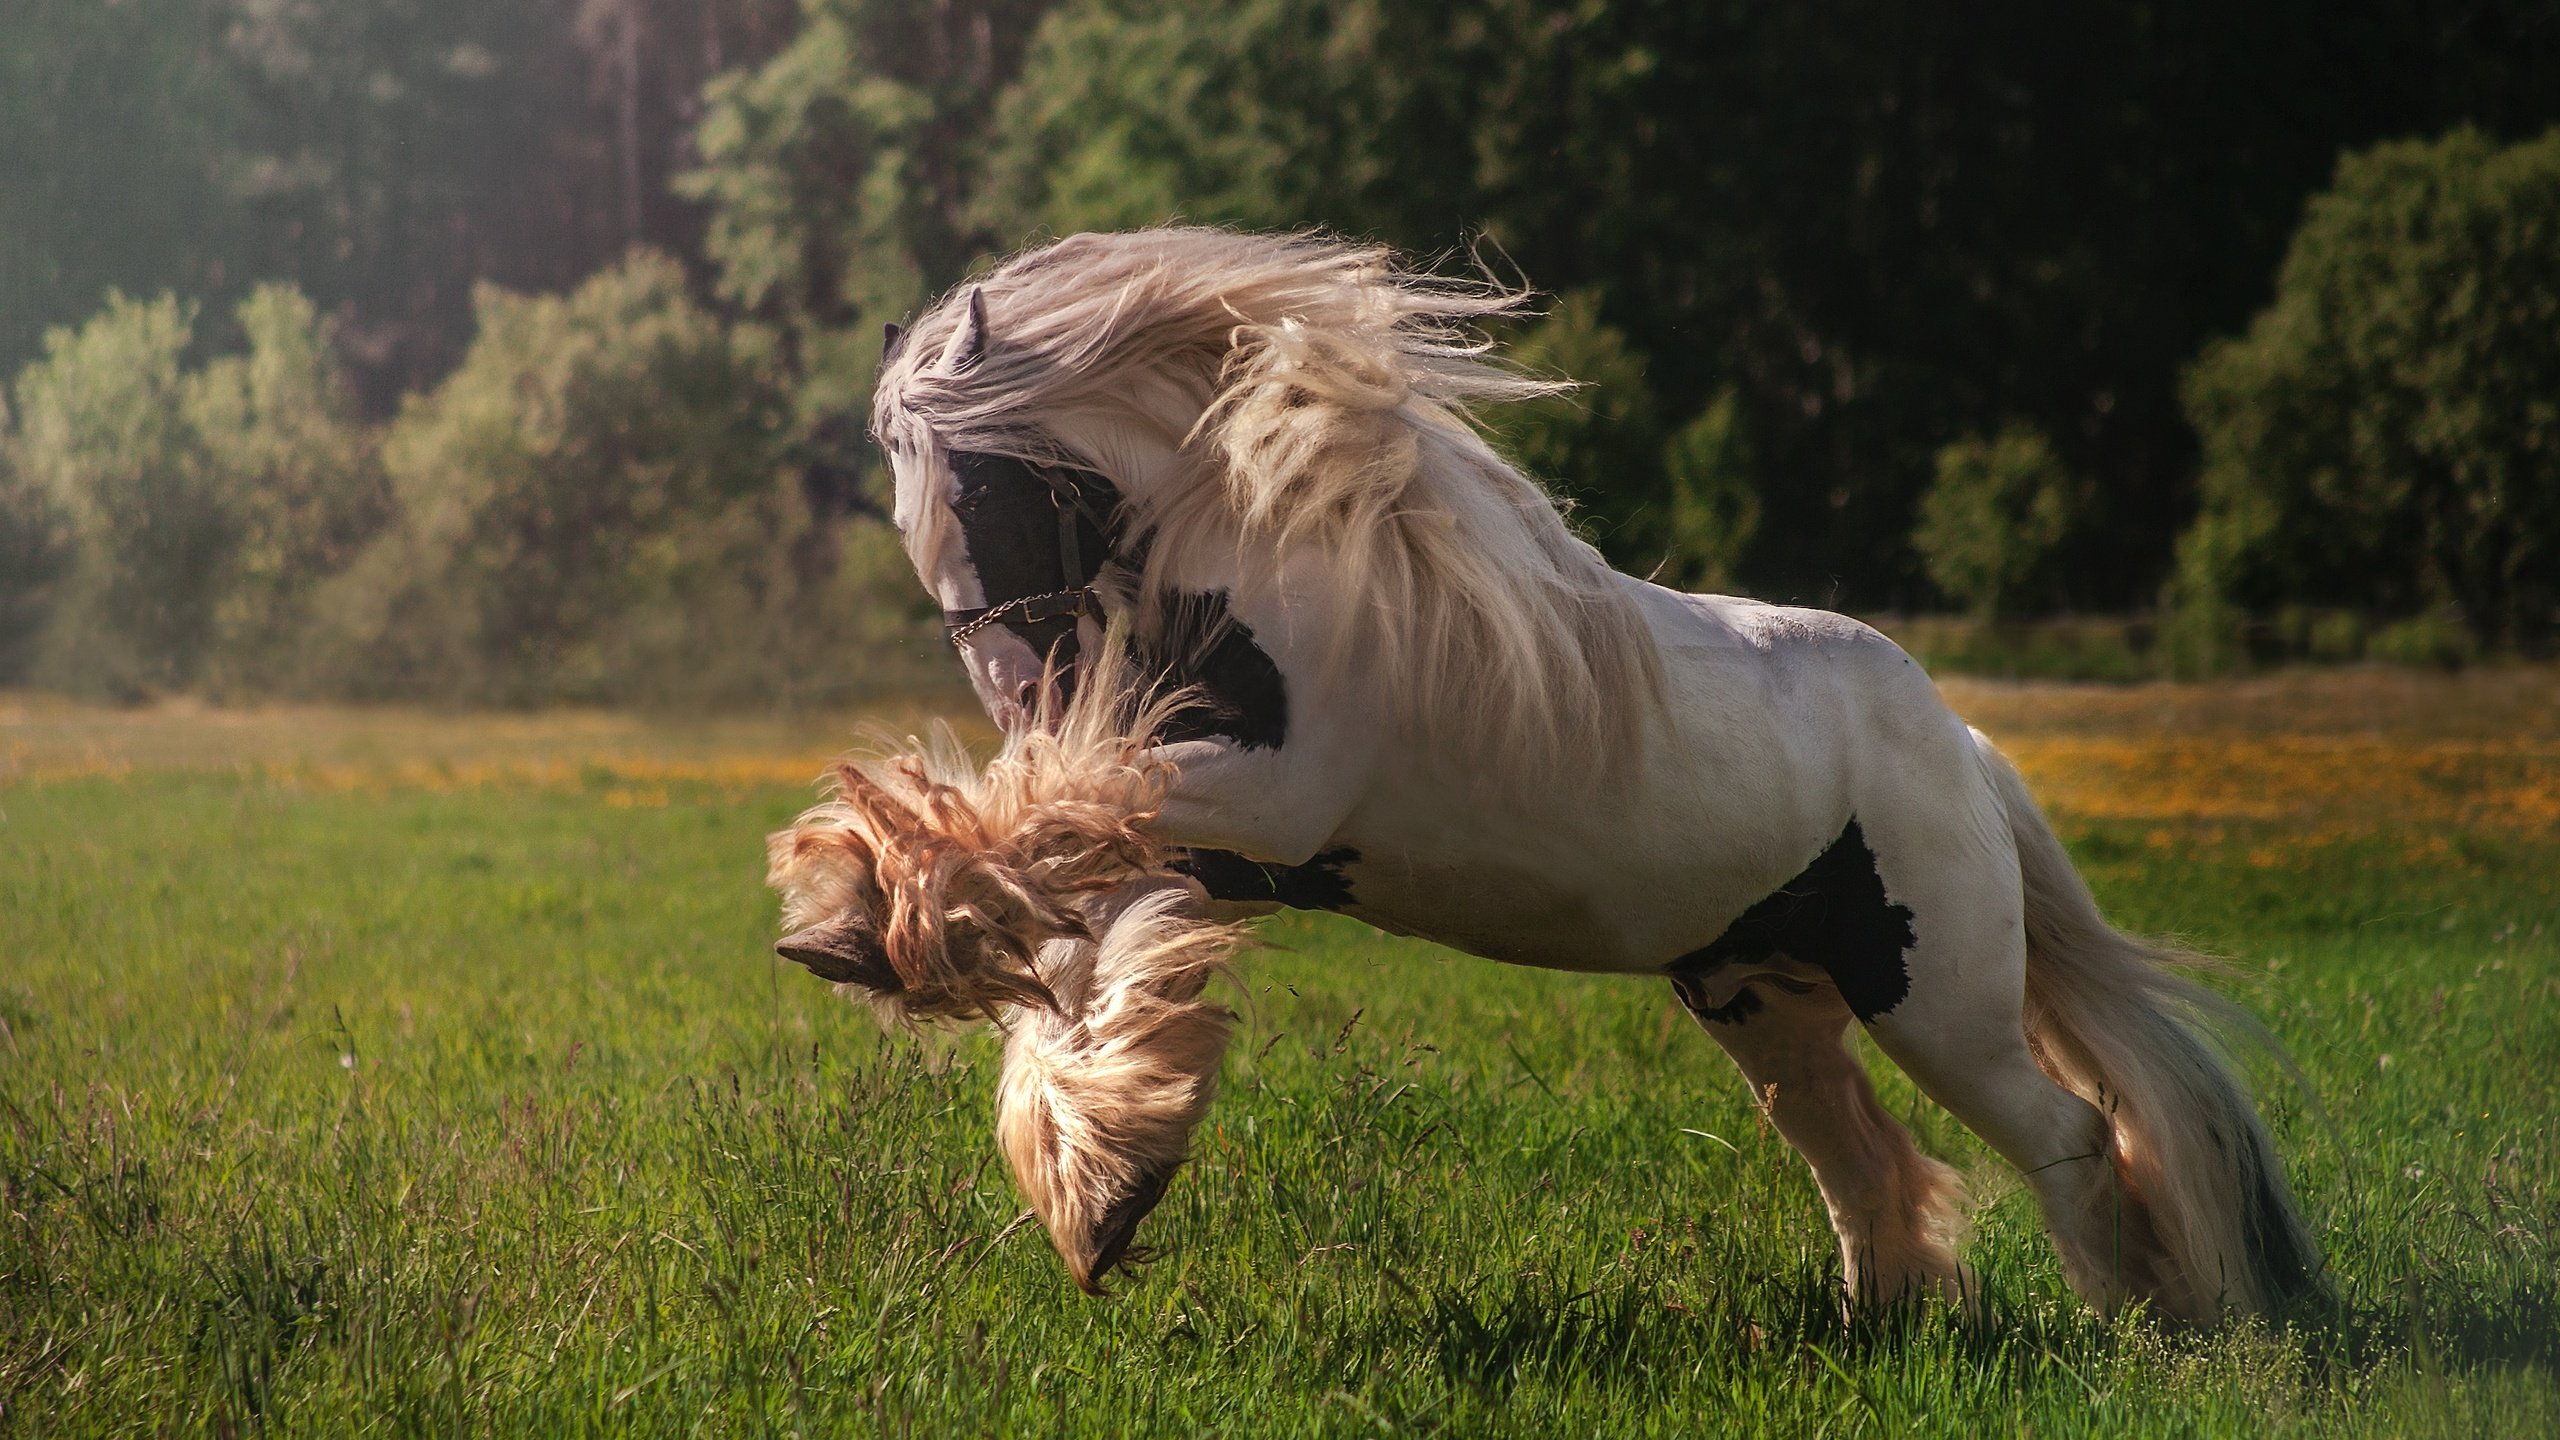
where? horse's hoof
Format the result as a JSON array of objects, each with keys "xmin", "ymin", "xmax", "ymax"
[
  {"xmin": 1067, "ymin": 1163, "xmax": 1177, "ymax": 1294},
  {"xmin": 775, "ymin": 915, "xmax": 901, "ymax": 994}
]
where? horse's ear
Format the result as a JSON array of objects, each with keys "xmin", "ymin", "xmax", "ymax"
[
  {"xmin": 881, "ymin": 320, "xmax": 909, "ymax": 368},
  {"xmin": 945, "ymin": 287, "xmax": 989, "ymax": 372}
]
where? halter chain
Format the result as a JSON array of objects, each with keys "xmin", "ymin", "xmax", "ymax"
[{"xmin": 945, "ymin": 587, "xmax": 1098, "ymax": 647}]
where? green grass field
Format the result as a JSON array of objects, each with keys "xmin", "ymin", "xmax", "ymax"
[{"xmin": 3, "ymin": 674, "xmax": 2556, "ymax": 1436}]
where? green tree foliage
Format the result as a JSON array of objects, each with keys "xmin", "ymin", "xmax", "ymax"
[
  {"xmin": 2177, "ymin": 128, "xmax": 2560, "ymax": 651},
  {"xmin": 5, "ymin": 286, "xmax": 384, "ymax": 697},
  {"xmin": 957, "ymin": 0, "xmax": 2560, "ymax": 608},
  {"xmin": 187, "ymin": 286, "xmax": 391, "ymax": 690},
  {"xmin": 1660, "ymin": 391, "xmax": 1760, "ymax": 594},
  {"xmin": 216, "ymin": 0, "xmax": 797, "ymax": 404},
  {"xmin": 977, "ymin": 0, "xmax": 1488, "ymax": 241},
  {"xmin": 2, "ymin": 257, "xmax": 935, "ymax": 707},
  {"xmin": 9, "ymin": 295, "xmax": 233, "ymax": 695},
  {"xmin": 0, "ymin": 399, "xmax": 74, "ymax": 684},
  {"xmin": 0, "ymin": 2, "xmax": 243, "ymax": 390},
  {"xmin": 1, "ymin": 1, "xmax": 795, "ymax": 405},
  {"xmin": 1914, "ymin": 426, "xmax": 2082, "ymax": 620},
  {"xmin": 1493, "ymin": 292, "xmax": 1663, "ymax": 546},
  {"xmin": 681, "ymin": 0, "xmax": 1053, "ymax": 465},
  {"xmin": 11, "ymin": 0, "xmax": 2560, "ymax": 705},
  {"xmin": 332, "ymin": 252, "xmax": 808, "ymax": 702}
]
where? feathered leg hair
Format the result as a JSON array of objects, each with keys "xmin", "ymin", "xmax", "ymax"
[
  {"xmin": 765, "ymin": 645, "xmax": 1246, "ymax": 1288},
  {"xmin": 996, "ymin": 880, "xmax": 1237, "ymax": 1290}
]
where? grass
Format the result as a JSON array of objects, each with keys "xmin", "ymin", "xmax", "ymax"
[{"xmin": 2, "ymin": 669, "xmax": 2556, "ymax": 1435}]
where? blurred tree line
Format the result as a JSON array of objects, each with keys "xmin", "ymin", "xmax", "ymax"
[
  {"xmin": 3, "ymin": 0, "xmax": 800, "ymax": 407},
  {"xmin": 3, "ymin": 0, "xmax": 2558, "ymax": 704}
]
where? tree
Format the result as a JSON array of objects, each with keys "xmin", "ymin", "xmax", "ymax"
[
  {"xmin": 5, "ymin": 285, "xmax": 387, "ymax": 696},
  {"xmin": 1661, "ymin": 390, "xmax": 1760, "ymax": 594},
  {"xmin": 976, "ymin": 0, "xmax": 1491, "ymax": 245},
  {"xmin": 1914, "ymin": 425, "xmax": 2081, "ymax": 619},
  {"xmin": 0, "ymin": 398, "xmax": 74, "ymax": 683},
  {"xmin": 1490, "ymin": 292, "xmax": 1664, "ymax": 553},
  {"xmin": 1, "ymin": 0, "xmax": 796, "ymax": 407},
  {"xmin": 681, "ymin": 0, "xmax": 1054, "ymax": 490},
  {"xmin": 967, "ymin": 0, "xmax": 2560, "ymax": 609},
  {"xmin": 0, "ymin": 1, "xmax": 243, "ymax": 388},
  {"xmin": 2176, "ymin": 127, "xmax": 2560, "ymax": 649}
]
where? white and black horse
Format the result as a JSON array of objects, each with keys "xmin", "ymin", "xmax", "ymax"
[{"xmin": 776, "ymin": 228, "xmax": 2323, "ymax": 1319}]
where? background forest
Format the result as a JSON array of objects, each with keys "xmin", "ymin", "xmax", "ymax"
[{"xmin": 4, "ymin": 0, "xmax": 2559, "ymax": 706}]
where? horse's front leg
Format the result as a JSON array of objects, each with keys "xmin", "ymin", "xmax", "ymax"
[
  {"xmin": 994, "ymin": 875, "xmax": 1240, "ymax": 1292},
  {"xmin": 1147, "ymin": 730, "xmax": 1376, "ymax": 865}
]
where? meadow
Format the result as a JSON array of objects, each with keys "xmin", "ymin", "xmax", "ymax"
[{"xmin": 2, "ymin": 669, "xmax": 2555, "ymax": 1436}]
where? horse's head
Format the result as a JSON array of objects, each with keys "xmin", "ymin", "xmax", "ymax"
[
  {"xmin": 868, "ymin": 229, "xmax": 1657, "ymax": 782},
  {"xmin": 871, "ymin": 289, "xmax": 1142, "ymax": 733}
]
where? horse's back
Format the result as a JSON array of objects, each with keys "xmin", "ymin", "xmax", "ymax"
[
  {"xmin": 1638, "ymin": 585, "xmax": 1976, "ymax": 787},
  {"xmin": 1636, "ymin": 582, "xmax": 2016, "ymax": 903}
]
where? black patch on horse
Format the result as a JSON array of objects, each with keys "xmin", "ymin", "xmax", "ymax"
[
  {"xmin": 946, "ymin": 449, "xmax": 1119, "ymax": 662},
  {"xmin": 1666, "ymin": 818, "xmax": 1917, "ymax": 1023},
  {"xmin": 939, "ymin": 452, "xmax": 1289, "ymax": 751},
  {"xmin": 1176, "ymin": 846, "xmax": 1357, "ymax": 910},
  {"xmin": 1143, "ymin": 589, "xmax": 1288, "ymax": 750}
]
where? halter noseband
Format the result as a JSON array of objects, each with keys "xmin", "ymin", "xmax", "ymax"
[{"xmin": 944, "ymin": 587, "xmax": 1096, "ymax": 646}]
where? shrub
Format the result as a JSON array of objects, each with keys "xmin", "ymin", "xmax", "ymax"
[
  {"xmin": 2177, "ymin": 127, "xmax": 2560, "ymax": 651},
  {"xmin": 1493, "ymin": 290, "xmax": 1663, "ymax": 547},
  {"xmin": 592, "ymin": 487, "xmax": 948, "ymax": 710},
  {"xmin": 3, "ymin": 285, "xmax": 383, "ymax": 697},
  {"xmin": 0, "ymin": 398, "xmax": 73, "ymax": 682},
  {"xmin": 186, "ymin": 286, "xmax": 388, "ymax": 693},
  {"xmin": 8, "ymin": 292, "xmax": 229, "ymax": 696},
  {"xmin": 341, "ymin": 252, "xmax": 800, "ymax": 704},
  {"xmin": 1913, "ymin": 425, "xmax": 2081, "ymax": 620}
]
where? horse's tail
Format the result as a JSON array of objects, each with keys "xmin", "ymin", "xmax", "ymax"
[{"xmin": 1974, "ymin": 729, "xmax": 2325, "ymax": 1318}]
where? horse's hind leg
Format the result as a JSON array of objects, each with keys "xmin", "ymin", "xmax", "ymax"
[
  {"xmin": 1856, "ymin": 903, "xmax": 2179, "ymax": 1315},
  {"xmin": 1679, "ymin": 979, "xmax": 1971, "ymax": 1309}
]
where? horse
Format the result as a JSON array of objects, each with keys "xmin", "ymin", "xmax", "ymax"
[{"xmin": 768, "ymin": 227, "xmax": 2325, "ymax": 1319}]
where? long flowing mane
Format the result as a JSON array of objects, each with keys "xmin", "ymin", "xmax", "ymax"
[{"xmin": 873, "ymin": 227, "xmax": 1661, "ymax": 778}]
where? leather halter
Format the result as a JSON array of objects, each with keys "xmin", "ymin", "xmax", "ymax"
[{"xmin": 938, "ymin": 452, "xmax": 1125, "ymax": 660}]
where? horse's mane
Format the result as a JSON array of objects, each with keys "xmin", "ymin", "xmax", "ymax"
[{"xmin": 874, "ymin": 227, "xmax": 1661, "ymax": 779}]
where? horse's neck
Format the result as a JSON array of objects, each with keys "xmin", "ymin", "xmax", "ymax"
[{"xmin": 1044, "ymin": 406, "xmax": 1198, "ymax": 518}]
